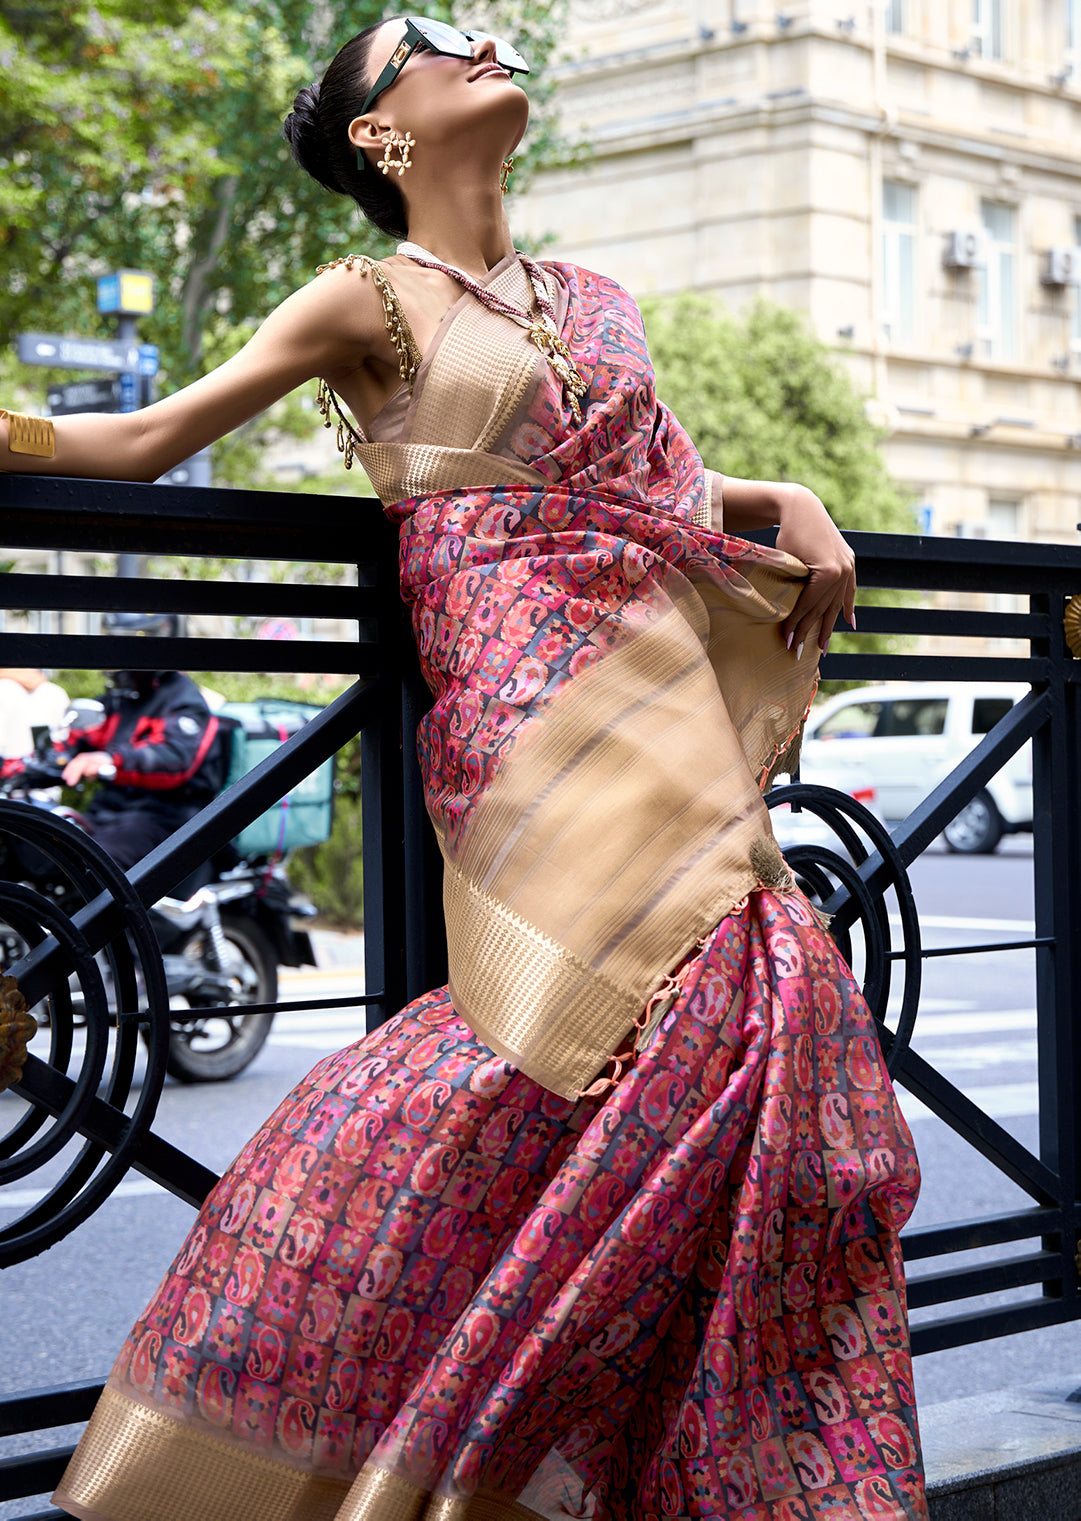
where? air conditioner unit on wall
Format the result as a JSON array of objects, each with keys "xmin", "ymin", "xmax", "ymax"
[
  {"xmin": 1041, "ymin": 247, "xmax": 1081, "ymax": 287},
  {"xmin": 943, "ymin": 230, "xmax": 988, "ymax": 270}
]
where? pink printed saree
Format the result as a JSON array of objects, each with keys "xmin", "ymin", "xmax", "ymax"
[{"xmin": 56, "ymin": 257, "xmax": 926, "ymax": 1521}]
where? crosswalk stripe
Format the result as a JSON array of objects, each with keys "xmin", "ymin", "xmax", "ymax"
[
  {"xmin": 897, "ymin": 1081, "xmax": 1037, "ymax": 1124},
  {"xmin": 0, "ymin": 1177, "xmax": 168, "ymax": 1210}
]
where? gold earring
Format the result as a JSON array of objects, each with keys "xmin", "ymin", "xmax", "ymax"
[
  {"xmin": 378, "ymin": 129, "xmax": 416, "ymax": 178},
  {"xmin": 500, "ymin": 156, "xmax": 515, "ymax": 194}
]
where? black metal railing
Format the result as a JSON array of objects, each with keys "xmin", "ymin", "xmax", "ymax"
[{"xmin": 1, "ymin": 474, "xmax": 1079, "ymax": 1514}]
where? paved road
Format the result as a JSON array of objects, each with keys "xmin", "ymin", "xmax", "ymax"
[{"xmin": 1, "ymin": 844, "xmax": 1077, "ymax": 1511}]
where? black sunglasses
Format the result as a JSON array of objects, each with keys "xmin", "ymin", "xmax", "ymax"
[{"xmin": 359, "ymin": 16, "xmax": 530, "ymax": 116}]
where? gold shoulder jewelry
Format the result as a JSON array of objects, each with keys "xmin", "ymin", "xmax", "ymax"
[
  {"xmin": 314, "ymin": 254, "xmax": 422, "ymax": 390},
  {"xmin": 377, "ymin": 129, "xmax": 416, "ymax": 178},
  {"xmin": 1, "ymin": 408, "xmax": 55, "ymax": 458},
  {"xmin": 313, "ymin": 253, "xmax": 424, "ymax": 469}
]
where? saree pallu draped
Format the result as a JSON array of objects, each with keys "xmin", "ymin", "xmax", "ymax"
[{"xmin": 56, "ymin": 259, "xmax": 926, "ymax": 1521}]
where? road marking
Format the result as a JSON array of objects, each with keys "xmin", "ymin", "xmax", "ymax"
[
  {"xmin": 0, "ymin": 1177, "xmax": 168, "ymax": 1211},
  {"xmin": 269, "ymin": 1031, "xmax": 367, "ymax": 1050},
  {"xmin": 897, "ymin": 1081, "xmax": 1037, "ymax": 1124},
  {"xmin": 889, "ymin": 913, "xmax": 1035, "ymax": 934},
  {"xmin": 271, "ymin": 1011, "xmax": 370, "ymax": 1033},
  {"xmin": 887, "ymin": 997, "xmax": 972, "ymax": 1013},
  {"xmin": 280, "ymin": 968, "xmax": 365, "ymax": 985},
  {"xmin": 911, "ymin": 1010, "xmax": 1036, "ymax": 1036},
  {"xmin": 919, "ymin": 1040, "xmax": 1036, "ymax": 1067}
]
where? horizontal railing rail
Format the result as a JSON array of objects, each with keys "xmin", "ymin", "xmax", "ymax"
[{"xmin": 1, "ymin": 475, "xmax": 1080, "ymax": 1506}]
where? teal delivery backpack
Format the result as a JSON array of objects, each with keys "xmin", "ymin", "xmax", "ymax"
[{"xmin": 218, "ymin": 699, "xmax": 335, "ymax": 859}]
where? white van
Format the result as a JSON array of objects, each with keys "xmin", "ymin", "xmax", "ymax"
[{"xmin": 802, "ymin": 683, "xmax": 1032, "ymax": 853}]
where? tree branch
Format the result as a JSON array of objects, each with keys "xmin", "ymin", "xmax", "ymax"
[{"xmin": 180, "ymin": 173, "xmax": 239, "ymax": 366}]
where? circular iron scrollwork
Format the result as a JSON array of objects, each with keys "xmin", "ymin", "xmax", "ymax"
[
  {"xmin": 0, "ymin": 801, "xmax": 170, "ymax": 1266},
  {"xmin": 765, "ymin": 782, "xmax": 921, "ymax": 1076},
  {"xmin": 1064, "ymin": 594, "xmax": 1081, "ymax": 659}
]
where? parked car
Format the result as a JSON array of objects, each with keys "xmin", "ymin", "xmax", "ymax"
[
  {"xmin": 801, "ymin": 682, "xmax": 1032, "ymax": 854},
  {"xmin": 769, "ymin": 757, "xmax": 883, "ymax": 854}
]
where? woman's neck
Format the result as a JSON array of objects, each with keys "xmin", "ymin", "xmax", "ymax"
[{"xmin": 401, "ymin": 177, "xmax": 514, "ymax": 278}]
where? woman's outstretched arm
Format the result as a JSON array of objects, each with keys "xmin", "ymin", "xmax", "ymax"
[
  {"xmin": 715, "ymin": 474, "xmax": 857, "ymax": 653},
  {"xmin": 0, "ymin": 267, "xmax": 382, "ymax": 484}
]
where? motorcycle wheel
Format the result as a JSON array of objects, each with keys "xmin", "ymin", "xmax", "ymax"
[{"xmin": 165, "ymin": 915, "xmax": 278, "ymax": 1083}]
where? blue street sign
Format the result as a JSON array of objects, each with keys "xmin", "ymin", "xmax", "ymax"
[
  {"xmin": 118, "ymin": 373, "xmax": 139, "ymax": 413},
  {"xmin": 96, "ymin": 274, "xmax": 120, "ymax": 314},
  {"xmin": 137, "ymin": 344, "xmax": 160, "ymax": 377},
  {"xmin": 16, "ymin": 332, "xmax": 141, "ymax": 372},
  {"xmin": 917, "ymin": 503, "xmax": 934, "ymax": 535},
  {"xmin": 97, "ymin": 269, "xmax": 154, "ymax": 316}
]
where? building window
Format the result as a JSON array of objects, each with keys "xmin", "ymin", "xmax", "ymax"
[
  {"xmin": 1068, "ymin": 0, "xmax": 1081, "ymax": 76},
  {"xmin": 882, "ymin": 181, "xmax": 917, "ymax": 344},
  {"xmin": 987, "ymin": 497, "xmax": 1020, "ymax": 539},
  {"xmin": 1073, "ymin": 214, "xmax": 1081, "ymax": 355},
  {"xmin": 986, "ymin": 498, "xmax": 1024, "ymax": 620},
  {"xmin": 978, "ymin": 201, "xmax": 1016, "ymax": 360},
  {"xmin": 886, "ymin": 0, "xmax": 904, "ymax": 33},
  {"xmin": 972, "ymin": 0, "xmax": 1003, "ymax": 59}
]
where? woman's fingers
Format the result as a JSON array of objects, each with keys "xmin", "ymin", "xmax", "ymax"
[{"xmin": 782, "ymin": 566, "xmax": 857, "ymax": 652}]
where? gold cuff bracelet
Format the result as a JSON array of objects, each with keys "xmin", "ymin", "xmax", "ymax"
[{"xmin": 1, "ymin": 408, "xmax": 56, "ymax": 458}]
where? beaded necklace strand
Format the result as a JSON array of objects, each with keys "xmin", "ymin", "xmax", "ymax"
[{"xmin": 397, "ymin": 242, "xmax": 588, "ymax": 424}]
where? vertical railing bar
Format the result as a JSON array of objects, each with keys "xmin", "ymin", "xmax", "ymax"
[
  {"xmin": 1031, "ymin": 589, "xmax": 1081, "ymax": 1304},
  {"xmin": 361, "ymin": 522, "xmax": 408, "ymax": 1028}
]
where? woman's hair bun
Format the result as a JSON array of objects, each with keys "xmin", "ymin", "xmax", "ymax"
[
  {"xmin": 283, "ymin": 81, "xmax": 346, "ymax": 196},
  {"xmin": 280, "ymin": 25, "xmax": 408, "ymax": 239}
]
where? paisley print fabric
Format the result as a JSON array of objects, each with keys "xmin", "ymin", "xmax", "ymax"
[
  {"xmin": 67, "ymin": 892, "xmax": 923, "ymax": 1520},
  {"xmin": 56, "ymin": 261, "xmax": 925, "ymax": 1520}
]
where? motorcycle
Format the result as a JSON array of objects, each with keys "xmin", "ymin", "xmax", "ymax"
[{"xmin": 0, "ymin": 731, "xmax": 318, "ymax": 1082}]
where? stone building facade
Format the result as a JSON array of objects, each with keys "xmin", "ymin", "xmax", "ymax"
[{"xmin": 515, "ymin": 0, "xmax": 1081, "ymax": 546}]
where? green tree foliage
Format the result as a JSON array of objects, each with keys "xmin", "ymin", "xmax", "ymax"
[
  {"xmin": 641, "ymin": 295, "xmax": 915, "ymax": 536},
  {"xmin": 0, "ymin": 0, "xmax": 568, "ymax": 484},
  {"xmin": 641, "ymin": 294, "xmax": 915, "ymax": 677}
]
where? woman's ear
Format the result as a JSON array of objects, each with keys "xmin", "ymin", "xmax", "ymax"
[{"xmin": 348, "ymin": 114, "xmax": 385, "ymax": 162}]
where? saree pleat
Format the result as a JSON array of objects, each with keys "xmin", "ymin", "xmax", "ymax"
[
  {"xmin": 57, "ymin": 893, "xmax": 922, "ymax": 1521},
  {"xmin": 56, "ymin": 258, "xmax": 926, "ymax": 1520}
]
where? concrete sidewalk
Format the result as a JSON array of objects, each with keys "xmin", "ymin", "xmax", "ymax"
[{"xmin": 923, "ymin": 1381, "xmax": 1081, "ymax": 1517}]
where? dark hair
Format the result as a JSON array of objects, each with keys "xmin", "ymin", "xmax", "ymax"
[{"xmin": 281, "ymin": 23, "xmax": 407, "ymax": 240}]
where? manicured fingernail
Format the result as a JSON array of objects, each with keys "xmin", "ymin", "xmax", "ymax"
[
  {"xmin": 851, "ymin": 613, "xmax": 858, "ymax": 630},
  {"xmin": 796, "ymin": 641, "xmax": 805, "ymax": 661},
  {"xmin": 823, "ymin": 636, "xmax": 831, "ymax": 655},
  {"xmin": 785, "ymin": 631, "xmax": 794, "ymax": 650}
]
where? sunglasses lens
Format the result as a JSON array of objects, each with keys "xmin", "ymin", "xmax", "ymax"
[
  {"xmin": 464, "ymin": 29, "xmax": 530, "ymax": 74},
  {"xmin": 412, "ymin": 18, "xmax": 473, "ymax": 56}
]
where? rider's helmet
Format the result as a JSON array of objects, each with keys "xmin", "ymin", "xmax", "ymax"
[{"xmin": 101, "ymin": 611, "xmax": 187, "ymax": 700}]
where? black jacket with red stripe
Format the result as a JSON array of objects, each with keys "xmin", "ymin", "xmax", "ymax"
[{"xmin": 67, "ymin": 671, "xmax": 225, "ymax": 815}]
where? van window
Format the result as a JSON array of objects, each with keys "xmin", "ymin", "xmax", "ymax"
[
  {"xmin": 972, "ymin": 697, "xmax": 1013, "ymax": 734},
  {"xmin": 879, "ymin": 698, "xmax": 948, "ymax": 737},
  {"xmin": 816, "ymin": 702, "xmax": 881, "ymax": 739}
]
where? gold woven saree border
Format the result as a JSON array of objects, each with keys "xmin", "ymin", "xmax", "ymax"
[
  {"xmin": 56, "ymin": 1386, "xmax": 547, "ymax": 1521},
  {"xmin": 357, "ymin": 443, "xmax": 548, "ymax": 505},
  {"xmin": 444, "ymin": 859, "xmax": 645, "ymax": 1098},
  {"xmin": 53, "ymin": 1384, "xmax": 348, "ymax": 1521},
  {"xmin": 444, "ymin": 595, "xmax": 769, "ymax": 1097},
  {"xmin": 337, "ymin": 1465, "xmax": 545, "ymax": 1521}
]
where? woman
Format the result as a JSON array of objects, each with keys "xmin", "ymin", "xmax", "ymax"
[{"xmin": 3, "ymin": 15, "xmax": 925, "ymax": 1518}]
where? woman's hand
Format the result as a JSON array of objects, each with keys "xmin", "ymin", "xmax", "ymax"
[{"xmin": 773, "ymin": 483, "xmax": 856, "ymax": 654}]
